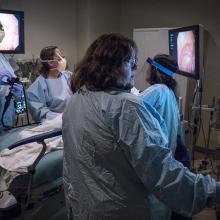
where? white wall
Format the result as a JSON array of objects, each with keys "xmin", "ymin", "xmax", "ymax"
[
  {"xmin": 133, "ymin": 28, "xmax": 171, "ymax": 91},
  {"xmin": 76, "ymin": 0, "xmax": 120, "ymax": 60},
  {"xmin": 0, "ymin": 0, "xmax": 77, "ymax": 69}
]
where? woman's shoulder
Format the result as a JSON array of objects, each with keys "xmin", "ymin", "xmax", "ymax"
[
  {"xmin": 27, "ymin": 75, "xmax": 46, "ymax": 91},
  {"xmin": 151, "ymin": 84, "xmax": 168, "ymax": 90},
  {"xmin": 139, "ymin": 84, "xmax": 166, "ymax": 96},
  {"xmin": 32, "ymin": 74, "xmax": 45, "ymax": 83},
  {"xmin": 62, "ymin": 70, "xmax": 73, "ymax": 79}
]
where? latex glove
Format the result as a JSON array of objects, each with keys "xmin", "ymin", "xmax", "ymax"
[
  {"xmin": 0, "ymin": 71, "xmax": 14, "ymax": 85},
  {"xmin": 11, "ymin": 82, "xmax": 23, "ymax": 99}
]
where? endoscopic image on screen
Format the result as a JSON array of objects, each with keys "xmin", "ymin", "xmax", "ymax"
[
  {"xmin": 0, "ymin": 13, "xmax": 19, "ymax": 51},
  {"xmin": 177, "ymin": 31, "xmax": 195, "ymax": 74}
]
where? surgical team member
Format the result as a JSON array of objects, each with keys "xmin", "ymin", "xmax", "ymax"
[
  {"xmin": 62, "ymin": 33, "xmax": 220, "ymax": 220},
  {"xmin": 0, "ymin": 55, "xmax": 23, "ymax": 132},
  {"xmin": 140, "ymin": 54, "xmax": 180, "ymax": 155},
  {"xmin": 139, "ymin": 54, "xmax": 191, "ymax": 220},
  {"xmin": 27, "ymin": 46, "xmax": 72, "ymax": 122}
]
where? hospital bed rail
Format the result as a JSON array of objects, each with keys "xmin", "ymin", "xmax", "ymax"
[{"xmin": 0, "ymin": 128, "xmax": 65, "ymax": 220}]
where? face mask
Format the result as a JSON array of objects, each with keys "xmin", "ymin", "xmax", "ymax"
[
  {"xmin": 41, "ymin": 57, "xmax": 67, "ymax": 72},
  {"xmin": 57, "ymin": 57, "xmax": 67, "ymax": 72}
]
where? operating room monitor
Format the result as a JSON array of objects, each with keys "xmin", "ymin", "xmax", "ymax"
[
  {"xmin": 169, "ymin": 25, "xmax": 204, "ymax": 79},
  {"xmin": 0, "ymin": 9, "xmax": 24, "ymax": 54}
]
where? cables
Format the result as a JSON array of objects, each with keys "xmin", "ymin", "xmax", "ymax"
[
  {"xmin": 190, "ymin": 80, "xmax": 201, "ymax": 169},
  {"xmin": 190, "ymin": 78, "xmax": 217, "ymax": 175},
  {"xmin": 1, "ymin": 90, "xmax": 14, "ymax": 129},
  {"xmin": 190, "ymin": 79, "xmax": 209, "ymax": 170},
  {"xmin": 1, "ymin": 77, "xmax": 25, "ymax": 129}
]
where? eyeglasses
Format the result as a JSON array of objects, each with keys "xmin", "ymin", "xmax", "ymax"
[{"xmin": 129, "ymin": 57, "xmax": 137, "ymax": 71}]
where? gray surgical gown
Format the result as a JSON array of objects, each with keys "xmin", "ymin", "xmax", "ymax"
[{"xmin": 62, "ymin": 89, "xmax": 220, "ymax": 220}]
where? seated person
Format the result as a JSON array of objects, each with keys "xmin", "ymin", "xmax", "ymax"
[
  {"xmin": 139, "ymin": 54, "xmax": 191, "ymax": 220},
  {"xmin": 139, "ymin": 54, "xmax": 180, "ymax": 155},
  {"xmin": 0, "ymin": 80, "xmax": 14, "ymax": 131},
  {"xmin": 0, "ymin": 55, "xmax": 23, "ymax": 132},
  {"xmin": 27, "ymin": 46, "xmax": 72, "ymax": 122}
]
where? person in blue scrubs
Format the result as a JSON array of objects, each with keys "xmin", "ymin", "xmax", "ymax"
[
  {"xmin": 140, "ymin": 54, "xmax": 180, "ymax": 155},
  {"xmin": 0, "ymin": 72, "xmax": 21, "ymax": 131},
  {"xmin": 0, "ymin": 55, "xmax": 23, "ymax": 132},
  {"xmin": 27, "ymin": 46, "xmax": 72, "ymax": 122},
  {"xmin": 63, "ymin": 34, "xmax": 220, "ymax": 220},
  {"xmin": 139, "ymin": 54, "xmax": 191, "ymax": 220}
]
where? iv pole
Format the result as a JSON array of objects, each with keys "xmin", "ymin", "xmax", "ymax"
[
  {"xmin": 190, "ymin": 79, "xmax": 202, "ymax": 169},
  {"xmin": 190, "ymin": 77, "xmax": 216, "ymax": 170}
]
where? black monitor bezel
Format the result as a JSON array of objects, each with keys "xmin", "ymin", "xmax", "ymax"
[
  {"xmin": 169, "ymin": 25, "xmax": 200, "ymax": 79},
  {"xmin": 0, "ymin": 9, "xmax": 25, "ymax": 54}
]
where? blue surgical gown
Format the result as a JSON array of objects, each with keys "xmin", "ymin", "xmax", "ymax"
[
  {"xmin": 62, "ymin": 88, "xmax": 220, "ymax": 220},
  {"xmin": 0, "ymin": 55, "xmax": 17, "ymax": 133},
  {"xmin": 139, "ymin": 84, "xmax": 183, "ymax": 220},
  {"xmin": 139, "ymin": 84, "xmax": 180, "ymax": 154},
  {"xmin": 27, "ymin": 71, "xmax": 72, "ymax": 122},
  {"xmin": 0, "ymin": 86, "xmax": 15, "ymax": 133}
]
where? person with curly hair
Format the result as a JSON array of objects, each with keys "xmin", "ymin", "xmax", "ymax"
[{"xmin": 63, "ymin": 34, "xmax": 220, "ymax": 220}]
